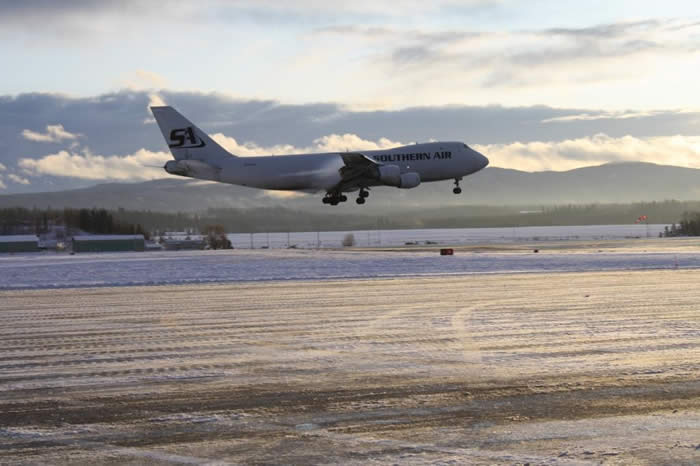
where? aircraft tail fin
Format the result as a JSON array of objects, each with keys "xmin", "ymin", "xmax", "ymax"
[{"xmin": 150, "ymin": 106, "xmax": 236, "ymax": 166}]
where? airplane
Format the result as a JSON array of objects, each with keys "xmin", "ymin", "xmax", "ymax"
[{"xmin": 151, "ymin": 106, "xmax": 489, "ymax": 205}]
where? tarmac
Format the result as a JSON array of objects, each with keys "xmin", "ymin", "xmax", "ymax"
[{"xmin": 1, "ymin": 269, "xmax": 699, "ymax": 464}]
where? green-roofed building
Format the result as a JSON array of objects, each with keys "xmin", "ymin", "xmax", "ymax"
[
  {"xmin": 72, "ymin": 235, "xmax": 145, "ymax": 253},
  {"xmin": 0, "ymin": 235, "xmax": 39, "ymax": 253}
]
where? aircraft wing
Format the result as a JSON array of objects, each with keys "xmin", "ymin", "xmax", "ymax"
[{"xmin": 336, "ymin": 152, "xmax": 380, "ymax": 191}]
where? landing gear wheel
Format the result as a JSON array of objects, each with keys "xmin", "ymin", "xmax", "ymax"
[
  {"xmin": 356, "ymin": 197, "xmax": 366, "ymax": 205},
  {"xmin": 323, "ymin": 192, "xmax": 346, "ymax": 205},
  {"xmin": 360, "ymin": 189, "xmax": 369, "ymax": 198},
  {"xmin": 453, "ymin": 178, "xmax": 462, "ymax": 195}
]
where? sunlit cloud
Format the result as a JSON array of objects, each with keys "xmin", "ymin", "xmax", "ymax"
[
  {"xmin": 21, "ymin": 124, "xmax": 82, "ymax": 143},
  {"xmin": 7, "ymin": 173, "xmax": 30, "ymax": 185},
  {"xmin": 211, "ymin": 132, "xmax": 403, "ymax": 156},
  {"xmin": 541, "ymin": 110, "xmax": 668, "ymax": 123},
  {"xmin": 17, "ymin": 131, "xmax": 700, "ymax": 183},
  {"xmin": 19, "ymin": 148, "xmax": 170, "ymax": 180},
  {"xmin": 478, "ymin": 134, "xmax": 700, "ymax": 172},
  {"xmin": 122, "ymin": 69, "xmax": 168, "ymax": 90},
  {"xmin": 15, "ymin": 133, "xmax": 403, "ymax": 182},
  {"xmin": 144, "ymin": 92, "xmax": 167, "ymax": 124},
  {"xmin": 306, "ymin": 18, "xmax": 700, "ymax": 109}
]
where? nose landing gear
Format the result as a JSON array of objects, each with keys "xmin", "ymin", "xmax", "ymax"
[{"xmin": 453, "ymin": 178, "xmax": 462, "ymax": 195}]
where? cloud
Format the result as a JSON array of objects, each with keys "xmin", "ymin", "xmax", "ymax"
[
  {"xmin": 19, "ymin": 148, "xmax": 170, "ymax": 181},
  {"xmin": 143, "ymin": 92, "xmax": 167, "ymax": 124},
  {"xmin": 361, "ymin": 19, "xmax": 699, "ymax": 70},
  {"xmin": 15, "ymin": 131, "xmax": 403, "ymax": 183},
  {"xmin": 211, "ymin": 132, "xmax": 403, "ymax": 156},
  {"xmin": 0, "ymin": 162, "xmax": 6, "ymax": 171},
  {"xmin": 0, "ymin": 1, "xmax": 497, "ymax": 26},
  {"xmin": 123, "ymin": 70, "xmax": 168, "ymax": 91},
  {"xmin": 7, "ymin": 174, "xmax": 30, "ymax": 185},
  {"xmin": 1, "ymin": 3, "xmax": 698, "ymax": 109},
  {"xmin": 0, "ymin": 177, "xmax": 5, "ymax": 190},
  {"xmin": 308, "ymin": 18, "xmax": 700, "ymax": 107},
  {"xmin": 477, "ymin": 134, "xmax": 700, "ymax": 172},
  {"xmin": 3, "ymin": 90, "xmax": 700, "ymax": 193},
  {"xmin": 541, "ymin": 110, "xmax": 674, "ymax": 123},
  {"xmin": 21, "ymin": 124, "xmax": 82, "ymax": 143},
  {"xmin": 15, "ymin": 131, "xmax": 402, "ymax": 181},
  {"xmin": 148, "ymin": 93, "xmax": 166, "ymax": 107},
  {"xmin": 22, "ymin": 131, "xmax": 700, "ymax": 183}
]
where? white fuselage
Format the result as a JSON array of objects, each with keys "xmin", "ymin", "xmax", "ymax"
[
  {"xmin": 152, "ymin": 106, "xmax": 489, "ymax": 201},
  {"xmin": 214, "ymin": 141, "xmax": 488, "ymax": 192}
]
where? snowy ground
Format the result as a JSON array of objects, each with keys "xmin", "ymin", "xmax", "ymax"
[
  {"xmin": 1, "ymin": 271, "xmax": 699, "ymax": 464},
  {"xmin": 2, "ymin": 238, "xmax": 700, "ymax": 290},
  {"xmin": 230, "ymin": 224, "xmax": 670, "ymax": 249}
]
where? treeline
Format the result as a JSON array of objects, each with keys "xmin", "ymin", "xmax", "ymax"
[
  {"xmin": 0, "ymin": 207, "xmax": 149, "ymax": 238},
  {"xmin": 398, "ymin": 201, "xmax": 700, "ymax": 229},
  {"xmin": 3, "ymin": 201, "xmax": 700, "ymax": 234},
  {"xmin": 664, "ymin": 212, "xmax": 700, "ymax": 237}
]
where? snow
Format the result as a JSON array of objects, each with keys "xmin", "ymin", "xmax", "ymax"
[
  {"xmin": 1, "ymin": 270, "xmax": 699, "ymax": 463},
  {"xmin": 229, "ymin": 224, "xmax": 669, "ymax": 249},
  {"xmin": 1, "ymin": 247, "xmax": 699, "ymax": 290}
]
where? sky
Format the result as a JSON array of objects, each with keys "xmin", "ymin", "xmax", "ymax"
[{"xmin": 0, "ymin": 0, "xmax": 699, "ymax": 193}]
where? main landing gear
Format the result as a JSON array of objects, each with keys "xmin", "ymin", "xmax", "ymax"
[
  {"xmin": 322, "ymin": 193, "xmax": 347, "ymax": 205},
  {"xmin": 322, "ymin": 188, "xmax": 369, "ymax": 206},
  {"xmin": 356, "ymin": 188, "xmax": 369, "ymax": 205},
  {"xmin": 453, "ymin": 178, "xmax": 462, "ymax": 195}
]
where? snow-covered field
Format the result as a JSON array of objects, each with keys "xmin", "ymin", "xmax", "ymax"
[
  {"xmin": 1, "ymin": 271, "xmax": 699, "ymax": 464},
  {"xmin": 2, "ymin": 246, "xmax": 700, "ymax": 290},
  {"xmin": 230, "ymin": 224, "xmax": 669, "ymax": 248},
  {"xmin": 2, "ymin": 232, "xmax": 699, "ymax": 463}
]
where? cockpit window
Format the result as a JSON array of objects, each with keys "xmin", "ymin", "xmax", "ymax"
[{"xmin": 463, "ymin": 144, "xmax": 469, "ymax": 149}]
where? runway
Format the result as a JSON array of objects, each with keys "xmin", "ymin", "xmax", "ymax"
[{"xmin": 1, "ymin": 269, "xmax": 699, "ymax": 464}]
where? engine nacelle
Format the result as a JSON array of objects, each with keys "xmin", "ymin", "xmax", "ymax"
[
  {"xmin": 376, "ymin": 164, "xmax": 401, "ymax": 186},
  {"xmin": 376, "ymin": 165, "xmax": 421, "ymax": 188},
  {"xmin": 164, "ymin": 159, "xmax": 219, "ymax": 180},
  {"xmin": 398, "ymin": 172, "xmax": 421, "ymax": 189}
]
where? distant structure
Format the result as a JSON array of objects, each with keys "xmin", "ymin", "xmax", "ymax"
[
  {"xmin": 38, "ymin": 225, "xmax": 68, "ymax": 250},
  {"xmin": 0, "ymin": 235, "xmax": 39, "ymax": 253},
  {"xmin": 72, "ymin": 235, "xmax": 145, "ymax": 253},
  {"xmin": 160, "ymin": 232, "xmax": 206, "ymax": 251}
]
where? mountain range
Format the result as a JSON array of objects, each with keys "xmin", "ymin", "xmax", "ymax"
[{"xmin": 1, "ymin": 162, "xmax": 699, "ymax": 212}]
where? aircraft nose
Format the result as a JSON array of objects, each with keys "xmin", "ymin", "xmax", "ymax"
[{"xmin": 472, "ymin": 148, "xmax": 489, "ymax": 170}]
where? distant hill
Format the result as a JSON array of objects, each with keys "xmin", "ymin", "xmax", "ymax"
[{"xmin": 2, "ymin": 162, "xmax": 699, "ymax": 212}]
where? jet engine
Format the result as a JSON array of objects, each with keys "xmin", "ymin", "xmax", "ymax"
[
  {"xmin": 375, "ymin": 165, "xmax": 420, "ymax": 188},
  {"xmin": 398, "ymin": 172, "xmax": 421, "ymax": 189},
  {"xmin": 376, "ymin": 164, "xmax": 401, "ymax": 186}
]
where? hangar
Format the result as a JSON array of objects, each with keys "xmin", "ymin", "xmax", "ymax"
[
  {"xmin": 0, "ymin": 235, "xmax": 40, "ymax": 253},
  {"xmin": 72, "ymin": 235, "xmax": 145, "ymax": 253}
]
